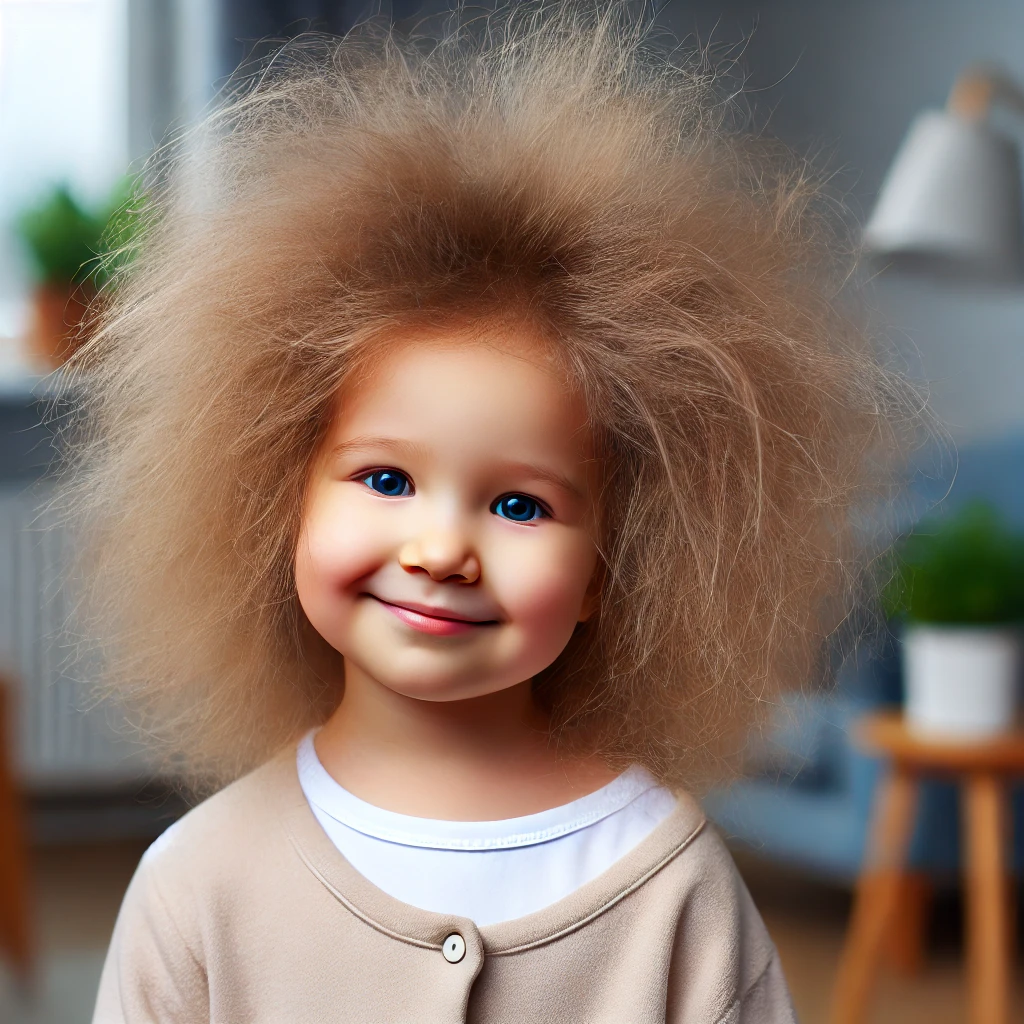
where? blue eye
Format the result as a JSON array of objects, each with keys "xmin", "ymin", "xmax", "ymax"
[
  {"xmin": 492, "ymin": 494, "xmax": 547, "ymax": 522},
  {"xmin": 361, "ymin": 470, "xmax": 412, "ymax": 497}
]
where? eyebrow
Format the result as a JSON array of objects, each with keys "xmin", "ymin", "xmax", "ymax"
[
  {"xmin": 494, "ymin": 460, "xmax": 586, "ymax": 502},
  {"xmin": 327, "ymin": 436, "xmax": 586, "ymax": 501},
  {"xmin": 327, "ymin": 435, "xmax": 430, "ymax": 462}
]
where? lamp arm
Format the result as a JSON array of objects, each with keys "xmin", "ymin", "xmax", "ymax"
[{"xmin": 947, "ymin": 66, "xmax": 1024, "ymax": 120}]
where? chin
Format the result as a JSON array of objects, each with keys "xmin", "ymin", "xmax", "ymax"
[
  {"xmin": 389, "ymin": 681, "xmax": 491, "ymax": 703},
  {"xmin": 355, "ymin": 652, "xmax": 527, "ymax": 703},
  {"xmin": 382, "ymin": 668, "xmax": 511, "ymax": 703}
]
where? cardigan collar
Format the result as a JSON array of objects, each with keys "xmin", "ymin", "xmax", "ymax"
[{"xmin": 274, "ymin": 744, "xmax": 707, "ymax": 957}]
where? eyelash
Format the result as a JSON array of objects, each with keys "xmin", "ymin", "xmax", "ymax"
[
  {"xmin": 491, "ymin": 494, "xmax": 549, "ymax": 523},
  {"xmin": 356, "ymin": 469, "xmax": 550, "ymax": 522},
  {"xmin": 358, "ymin": 469, "xmax": 413, "ymax": 497}
]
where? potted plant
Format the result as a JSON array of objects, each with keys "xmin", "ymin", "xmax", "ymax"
[
  {"xmin": 14, "ymin": 179, "xmax": 140, "ymax": 369},
  {"xmin": 882, "ymin": 500, "xmax": 1024, "ymax": 738}
]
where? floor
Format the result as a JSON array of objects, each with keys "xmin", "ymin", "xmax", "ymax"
[
  {"xmin": 736, "ymin": 851, "xmax": 1024, "ymax": 1023},
  {"xmin": 1, "ymin": 841, "xmax": 144, "ymax": 1024},
  {"xmin": 1, "ymin": 841, "xmax": 1022, "ymax": 1023}
]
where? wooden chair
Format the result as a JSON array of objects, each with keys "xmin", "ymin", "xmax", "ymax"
[{"xmin": 0, "ymin": 675, "xmax": 32, "ymax": 982}]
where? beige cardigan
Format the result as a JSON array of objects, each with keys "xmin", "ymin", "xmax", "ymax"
[{"xmin": 93, "ymin": 748, "xmax": 796, "ymax": 1023}]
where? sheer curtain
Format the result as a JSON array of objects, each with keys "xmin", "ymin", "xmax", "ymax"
[
  {"xmin": 0, "ymin": 0, "xmax": 128, "ymax": 325},
  {"xmin": 0, "ymin": 0, "xmax": 455, "ymax": 327},
  {"xmin": 0, "ymin": 0, "xmax": 219, "ymax": 332}
]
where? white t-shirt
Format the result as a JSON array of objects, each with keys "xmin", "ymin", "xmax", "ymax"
[{"xmin": 297, "ymin": 731, "xmax": 678, "ymax": 926}]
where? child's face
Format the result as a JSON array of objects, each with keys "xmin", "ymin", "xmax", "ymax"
[{"xmin": 295, "ymin": 332, "xmax": 599, "ymax": 704}]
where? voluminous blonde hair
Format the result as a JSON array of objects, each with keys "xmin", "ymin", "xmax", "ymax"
[{"xmin": 55, "ymin": 5, "xmax": 921, "ymax": 790}]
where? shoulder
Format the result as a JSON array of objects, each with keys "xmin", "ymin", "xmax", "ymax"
[
  {"xmin": 139, "ymin": 744, "xmax": 302, "ymax": 893},
  {"xmin": 627, "ymin": 789, "xmax": 748, "ymax": 900},
  {"xmin": 643, "ymin": 794, "xmax": 793, "ymax": 1021},
  {"xmin": 93, "ymin": 746, "xmax": 318, "ymax": 1022},
  {"xmin": 659, "ymin": 796, "xmax": 776, "ymax": 951},
  {"xmin": 664, "ymin": 797, "xmax": 758, "ymax": 904},
  {"xmin": 102, "ymin": 746, "xmax": 305, "ymax": 981}
]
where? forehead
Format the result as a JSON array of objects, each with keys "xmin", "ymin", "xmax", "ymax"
[{"xmin": 328, "ymin": 332, "xmax": 593, "ymax": 462}]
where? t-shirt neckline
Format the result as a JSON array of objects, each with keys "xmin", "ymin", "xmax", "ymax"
[
  {"xmin": 297, "ymin": 730, "xmax": 662, "ymax": 851},
  {"xmin": 279, "ymin": 743, "xmax": 707, "ymax": 954}
]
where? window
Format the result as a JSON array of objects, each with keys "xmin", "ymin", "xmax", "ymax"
[{"xmin": 0, "ymin": 0, "xmax": 128, "ymax": 328}]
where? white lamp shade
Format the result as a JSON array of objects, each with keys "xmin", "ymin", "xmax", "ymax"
[{"xmin": 863, "ymin": 109, "xmax": 1024, "ymax": 282}]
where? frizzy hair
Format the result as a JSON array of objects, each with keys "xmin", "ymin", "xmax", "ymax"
[{"xmin": 53, "ymin": 5, "xmax": 922, "ymax": 790}]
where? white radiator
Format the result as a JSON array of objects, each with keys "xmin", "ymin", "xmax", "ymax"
[{"xmin": 0, "ymin": 481, "xmax": 155, "ymax": 789}]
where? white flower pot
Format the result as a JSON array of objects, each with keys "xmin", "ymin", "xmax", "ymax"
[{"xmin": 901, "ymin": 625, "xmax": 1021, "ymax": 739}]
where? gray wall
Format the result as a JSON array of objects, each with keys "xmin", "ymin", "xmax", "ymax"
[
  {"xmin": 666, "ymin": 0, "xmax": 1024, "ymax": 445},
  {"xmin": 205, "ymin": 0, "xmax": 1024, "ymax": 444}
]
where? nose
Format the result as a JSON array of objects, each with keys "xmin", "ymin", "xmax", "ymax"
[{"xmin": 398, "ymin": 528, "xmax": 481, "ymax": 584}]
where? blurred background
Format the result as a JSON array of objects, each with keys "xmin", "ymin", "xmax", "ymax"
[{"xmin": 0, "ymin": 2, "xmax": 1023, "ymax": 1022}]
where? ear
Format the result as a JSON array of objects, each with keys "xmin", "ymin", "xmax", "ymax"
[{"xmin": 577, "ymin": 563, "xmax": 604, "ymax": 623}]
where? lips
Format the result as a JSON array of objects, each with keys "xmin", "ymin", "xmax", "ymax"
[{"xmin": 367, "ymin": 595, "xmax": 499, "ymax": 637}]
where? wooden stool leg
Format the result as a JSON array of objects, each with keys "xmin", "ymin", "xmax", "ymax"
[
  {"xmin": 886, "ymin": 872, "xmax": 931, "ymax": 976},
  {"xmin": 829, "ymin": 766, "xmax": 918, "ymax": 1024},
  {"xmin": 1007, "ymin": 876, "xmax": 1017, "ymax": 974},
  {"xmin": 963, "ymin": 773, "xmax": 1009, "ymax": 1024},
  {"xmin": 0, "ymin": 682, "xmax": 33, "ymax": 981}
]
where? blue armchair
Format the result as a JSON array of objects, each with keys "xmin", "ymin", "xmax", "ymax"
[{"xmin": 704, "ymin": 430, "xmax": 1024, "ymax": 880}]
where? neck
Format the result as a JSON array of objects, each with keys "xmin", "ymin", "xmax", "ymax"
[{"xmin": 314, "ymin": 660, "xmax": 617, "ymax": 819}]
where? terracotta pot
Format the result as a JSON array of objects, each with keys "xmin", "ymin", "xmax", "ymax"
[{"xmin": 25, "ymin": 282, "xmax": 95, "ymax": 370}]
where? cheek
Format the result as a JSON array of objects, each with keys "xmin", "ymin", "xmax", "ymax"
[
  {"xmin": 294, "ymin": 489, "xmax": 388, "ymax": 620},
  {"xmin": 491, "ymin": 528, "xmax": 596, "ymax": 639}
]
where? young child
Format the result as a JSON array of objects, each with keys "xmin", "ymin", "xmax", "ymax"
[{"xmin": 62, "ymin": 7, "xmax": 911, "ymax": 1022}]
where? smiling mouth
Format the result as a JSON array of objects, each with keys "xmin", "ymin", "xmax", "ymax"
[{"xmin": 366, "ymin": 595, "xmax": 500, "ymax": 636}]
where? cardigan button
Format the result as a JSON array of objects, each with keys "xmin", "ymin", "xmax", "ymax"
[{"xmin": 442, "ymin": 932, "xmax": 466, "ymax": 964}]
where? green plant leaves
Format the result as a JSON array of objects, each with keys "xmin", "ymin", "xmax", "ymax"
[
  {"xmin": 15, "ymin": 184, "xmax": 108, "ymax": 286},
  {"xmin": 14, "ymin": 176, "xmax": 144, "ymax": 289},
  {"xmin": 882, "ymin": 500, "xmax": 1024, "ymax": 625}
]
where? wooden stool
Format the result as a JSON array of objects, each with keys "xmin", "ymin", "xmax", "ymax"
[
  {"xmin": 829, "ymin": 711, "xmax": 1024, "ymax": 1024},
  {"xmin": 0, "ymin": 677, "xmax": 32, "ymax": 981}
]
